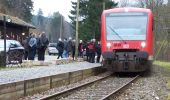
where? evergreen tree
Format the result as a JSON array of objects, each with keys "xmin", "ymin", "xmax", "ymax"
[
  {"xmin": 37, "ymin": 8, "xmax": 43, "ymax": 25},
  {"xmin": 0, "ymin": 0, "xmax": 33, "ymax": 22},
  {"xmin": 49, "ymin": 12, "xmax": 62, "ymax": 42},
  {"xmin": 69, "ymin": 0, "xmax": 117, "ymax": 41},
  {"xmin": 21, "ymin": 0, "xmax": 33, "ymax": 22},
  {"xmin": 0, "ymin": 0, "xmax": 8, "ymax": 14}
]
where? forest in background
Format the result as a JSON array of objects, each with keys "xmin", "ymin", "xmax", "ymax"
[
  {"xmin": 32, "ymin": 9, "xmax": 73, "ymax": 43},
  {"xmin": 0, "ymin": 0, "xmax": 33, "ymax": 22}
]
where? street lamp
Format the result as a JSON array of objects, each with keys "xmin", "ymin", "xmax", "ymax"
[
  {"xmin": 60, "ymin": 15, "xmax": 63, "ymax": 39},
  {"xmin": 22, "ymin": 33, "xmax": 25, "ymax": 36},
  {"xmin": 103, "ymin": 0, "xmax": 105, "ymax": 10},
  {"xmin": 3, "ymin": 16, "xmax": 12, "ymax": 67},
  {"xmin": 7, "ymin": 18, "xmax": 12, "ymax": 23},
  {"xmin": 22, "ymin": 33, "xmax": 25, "ymax": 42}
]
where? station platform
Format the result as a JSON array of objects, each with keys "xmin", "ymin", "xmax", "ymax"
[
  {"xmin": 0, "ymin": 61, "xmax": 101, "ymax": 85},
  {"xmin": 0, "ymin": 55, "xmax": 103, "ymax": 100}
]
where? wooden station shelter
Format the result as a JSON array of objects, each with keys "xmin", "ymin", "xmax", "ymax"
[{"xmin": 0, "ymin": 13, "xmax": 36, "ymax": 42}]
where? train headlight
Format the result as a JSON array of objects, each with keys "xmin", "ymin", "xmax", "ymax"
[
  {"xmin": 141, "ymin": 42, "xmax": 146, "ymax": 48},
  {"xmin": 107, "ymin": 42, "xmax": 111, "ymax": 48}
]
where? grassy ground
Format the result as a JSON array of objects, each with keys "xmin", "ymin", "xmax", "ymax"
[
  {"xmin": 0, "ymin": 67, "xmax": 4, "ymax": 70},
  {"xmin": 154, "ymin": 61, "xmax": 170, "ymax": 70},
  {"xmin": 167, "ymin": 96, "xmax": 170, "ymax": 100},
  {"xmin": 0, "ymin": 67, "xmax": 20, "ymax": 71},
  {"xmin": 154, "ymin": 61, "xmax": 170, "ymax": 100}
]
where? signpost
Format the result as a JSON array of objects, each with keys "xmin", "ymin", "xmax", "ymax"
[
  {"xmin": 103, "ymin": 0, "xmax": 105, "ymax": 10},
  {"xmin": 60, "ymin": 15, "xmax": 63, "ymax": 39},
  {"xmin": 3, "ymin": 16, "xmax": 11, "ymax": 67},
  {"xmin": 3, "ymin": 16, "xmax": 7, "ymax": 67},
  {"xmin": 75, "ymin": 0, "xmax": 80, "ymax": 60}
]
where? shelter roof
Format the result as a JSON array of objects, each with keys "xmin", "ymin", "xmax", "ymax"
[{"xmin": 0, "ymin": 13, "xmax": 36, "ymax": 29}]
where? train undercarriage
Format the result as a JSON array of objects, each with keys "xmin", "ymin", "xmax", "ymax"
[{"xmin": 102, "ymin": 50, "xmax": 152, "ymax": 72}]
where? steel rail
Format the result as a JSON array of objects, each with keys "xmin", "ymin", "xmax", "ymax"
[
  {"xmin": 39, "ymin": 73, "xmax": 112, "ymax": 100},
  {"xmin": 100, "ymin": 75, "xmax": 139, "ymax": 100}
]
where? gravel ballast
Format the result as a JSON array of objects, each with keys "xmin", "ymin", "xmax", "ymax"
[
  {"xmin": 60, "ymin": 76, "xmax": 135, "ymax": 100},
  {"xmin": 115, "ymin": 65, "xmax": 170, "ymax": 100}
]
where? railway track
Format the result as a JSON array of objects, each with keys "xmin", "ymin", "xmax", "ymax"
[
  {"xmin": 39, "ymin": 72, "xmax": 112, "ymax": 100},
  {"xmin": 39, "ymin": 73, "xmax": 139, "ymax": 100},
  {"xmin": 100, "ymin": 75, "xmax": 139, "ymax": 100}
]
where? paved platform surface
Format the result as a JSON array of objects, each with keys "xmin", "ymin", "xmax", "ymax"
[{"xmin": 0, "ymin": 62, "xmax": 101, "ymax": 85}]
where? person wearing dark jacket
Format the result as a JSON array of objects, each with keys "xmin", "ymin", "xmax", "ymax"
[
  {"xmin": 72, "ymin": 40, "xmax": 76, "ymax": 60},
  {"xmin": 78, "ymin": 40, "xmax": 83, "ymax": 58},
  {"xmin": 23, "ymin": 37, "xmax": 29, "ymax": 60},
  {"xmin": 37, "ymin": 32, "xmax": 49, "ymax": 61},
  {"xmin": 66, "ymin": 37, "xmax": 72, "ymax": 57},
  {"xmin": 57, "ymin": 38, "xmax": 64, "ymax": 59},
  {"xmin": 95, "ymin": 41, "xmax": 101, "ymax": 63},
  {"xmin": 86, "ymin": 42, "xmax": 90, "ymax": 61}
]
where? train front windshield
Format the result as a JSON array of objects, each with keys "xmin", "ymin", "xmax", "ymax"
[{"xmin": 106, "ymin": 12, "xmax": 148, "ymax": 41}]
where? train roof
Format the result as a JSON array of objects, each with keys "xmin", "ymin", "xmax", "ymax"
[{"xmin": 103, "ymin": 7, "xmax": 152, "ymax": 14}]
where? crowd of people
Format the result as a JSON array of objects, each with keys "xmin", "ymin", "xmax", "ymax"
[
  {"xmin": 56, "ymin": 37, "xmax": 76, "ymax": 60},
  {"xmin": 56, "ymin": 38, "xmax": 101, "ymax": 63},
  {"xmin": 23, "ymin": 32, "xmax": 49, "ymax": 61},
  {"xmin": 22, "ymin": 32, "xmax": 101, "ymax": 63},
  {"xmin": 85, "ymin": 39, "xmax": 101, "ymax": 63}
]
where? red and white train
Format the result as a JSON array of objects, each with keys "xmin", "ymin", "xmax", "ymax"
[{"xmin": 101, "ymin": 8, "xmax": 153, "ymax": 72}]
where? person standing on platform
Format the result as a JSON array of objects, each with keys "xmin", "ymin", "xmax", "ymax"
[
  {"xmin": 92, "ymin": 39, "xmax": 96, "ymax": 63},
  {"xmin": 37, "ymin": 32, "xmax": 49, "ymax": 61},
  {"xmin": 63, "ymin": 38, "xmax": 68, "ymax": 58},
  {"xmin": 86, "ymin": 41, "xmax": 90, "ymax": 61},
  {"xmin": 88, "ymin": 39, "xmax": 95, "ymax": 63},
  {"xmin": 28, "ymin": 34, "xmax": 37, "ymax": 60},
  {"xmin": 23, "ymin": 37, "xmax": 29, "ymax": 60},
  {"xmin": 78, "ymin": 40, "xmax": 83, "ymax": 58},
  {"xmin": 66, "ymin": 37, "xmax": 72, "ymax": 58},
  {"xmin": 95, "ymin": 41, "xmax": 101, "ymax": 63},
  {"xmin": 72, "ymin": 39, "xmax": 76, "ymax": 60},
  {"xmin": 57, "ymin": 38, "xmax": 64, "ymax": 59}
]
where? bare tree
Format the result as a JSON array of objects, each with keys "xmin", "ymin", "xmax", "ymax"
[
  {"xmin": 119, "ymin": 0, "xmax": 130, "ymax": 7},
  {"xmin": 137, "ymin": 0, "xmax": 170, "ymax": 60},
  {"xmin": 118, "ymin": 0, "xmax": 139, "ymax": 7},
  {"xmin": 137, "ymin": 0, "xmax": 164, "ymax": 8}
]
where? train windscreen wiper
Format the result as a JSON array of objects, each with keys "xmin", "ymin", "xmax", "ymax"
[{"xmin": 107, "ymin": 26, "xmax": 126, "ymax": 44}]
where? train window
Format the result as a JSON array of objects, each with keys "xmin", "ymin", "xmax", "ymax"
[
  {"xmin": 107, "ymin": 12, "xmax": 147, "ymax": 17},
  {"xmin": 106, "ymin": 12, "xmax": 148, "ymax": 41}
]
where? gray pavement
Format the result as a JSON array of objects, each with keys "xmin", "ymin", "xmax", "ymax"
[
  {"xmin": 0, "ymin": 61, "xmax": 101, "ymax": 85},
  {"xmin": 38, "ymin": 55, "xmax": 59, "ymax": 61}
]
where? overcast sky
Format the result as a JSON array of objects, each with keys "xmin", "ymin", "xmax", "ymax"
[
  {"xmin": 32, "ymin": 0, "xmax": 121, "ymax": 22},
  {"xmin": 32, "ymin": 0, "xmax": 168, "ymax": 22},
  {"xmin": 32, "ymin": 0, "xmax": 77, "ymax": 22}
]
